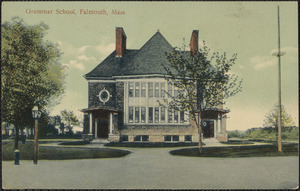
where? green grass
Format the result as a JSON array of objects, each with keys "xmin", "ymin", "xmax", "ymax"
[
  {"xmin": 221, "ymin": 140, "xmax": 254, "ymax": 145},
  {"xmin": 2, "ymin": 142, "xmax": 130, "ymax": 160},
  {"xmin": 58, "ymin": 140, "xmax": 90, "ymax": 145},
  {"xmin": 170, "ymin": 143, "xmax": 298, "ymax": 158}
]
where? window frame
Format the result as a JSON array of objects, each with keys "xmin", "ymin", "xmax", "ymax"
[
  {"xmin": 148, "ymin": 107, "xmax": 153, "ymax": 123},
  {"xmin": 135, "ymin": 82, "xmax": 140, "ymax": 97},
  {"xmin": 148, "ymin": 82, "xmax": 153, "ymax": 97},
  {"xmin": 129, "ymin": 82, "xmax": 134, "ymax": 97}
]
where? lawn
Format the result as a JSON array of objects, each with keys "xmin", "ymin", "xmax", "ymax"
[
  {"xmin": 2, "ymin": 142, "xmax": 130, "ymax": 160},
  {"xmin": 170, "ymin": 143, "xmax": 298, "ymax": 158}
]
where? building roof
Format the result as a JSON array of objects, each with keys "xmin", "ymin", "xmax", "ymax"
[{"xmin": 84, "ymin": 31, "xmax": 174, "ymax": 79}]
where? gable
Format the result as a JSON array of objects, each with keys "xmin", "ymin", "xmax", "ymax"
[{"xmin": 84, "ymin": 31, "xmax": 174, "ymax": 79}]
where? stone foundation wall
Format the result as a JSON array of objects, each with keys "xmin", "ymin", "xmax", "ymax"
[{"xmin": 119, "ymin": 124, "xmax": 199, "ymax": 142}]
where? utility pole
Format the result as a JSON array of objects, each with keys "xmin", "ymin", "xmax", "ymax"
[{"xmin": 275, "ymin": 6, "xmax": 284, "ymax": 152}]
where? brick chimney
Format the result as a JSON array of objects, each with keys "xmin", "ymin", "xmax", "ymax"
[
  {"xmin": 115, "ymin": 27, "xmax": 126, "ymax": 57},
  {"xmin": 190, "ymin": 30, "xmax": 199, "ymax": 56}
]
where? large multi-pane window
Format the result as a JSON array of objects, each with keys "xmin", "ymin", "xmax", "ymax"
[
  {"xmin": 135, "ymin": 82, "xmax": 140, "ymax": 97},
  {"xmin": 141, "ymin": 107, "xmax": 146, "ymax": 123},
  {"xmin": 155, "ymin": 83, "xmax": 159, "ymax": 97},
  {"xmin": 161, "ymin": 107, "xmax": 165, "ymax": 123},
  {"xmin": 148, "ymin": 82, "xmax": 153, "ymax": 97},
  {"xmin": 168, "ymin": 83, "xmax": 173, "ymax": 97},
  {"xmin": 127, "ymin": 81, "xmax": 189, "ymax": 124},
  {"xmin": 180, "ymin": 111, "xmax": 185, "ymax": 123},
  {"xmin": 148, "ymin": 107, "xmax": 153, "ymax": 123},
  {"xmin": 135, "ymin": 107, "xmax": 140, "ymax": 123},
  {"xmin": 129, "ymin": 82, "xmax": 134, "ymax": 97},
  {"xmin": 168, "ymin": 108, "xmax": 173, "ymax": 123},
  {"xmin": 129, "ymin": 107, "xmax": 133, "ymax": 123},
  {"xmin": 161, "ymin": 82, "xmax": 165, "ymax": 97},
  {"xmin": 141, "ymin": 82, "xmax": 146, "ymax": 97},
  {"xmin": 154, "ymin": 107, "xmax": 159, "ymax": 123},
  {"xmin": 128, "ymin": 107, "xmax": 187, "ymax": 124},
  {"xmin": 174, "ymin": 110, "xmax": 178, "ymax": 123}
]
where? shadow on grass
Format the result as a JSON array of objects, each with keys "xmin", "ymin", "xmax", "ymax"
[
  {"xmin": 58, "ymin": 141, "xmax": 90, "ymax": 145},
  {"xmin": 2, "ymin": 142, "xmax": 130, "ymax": 160},
  {"xmin": 105, "ymin": 142, "xmax": 198, "ymax": 148},
  {"xmin": 170, "ymin": 143, "xmax": 298, "ymax": 158},
  {"xmin": 221, "ymin": 140, "xmax": 254, "ymax": 145}
]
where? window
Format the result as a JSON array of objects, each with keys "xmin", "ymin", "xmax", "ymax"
[
  {"xmin": 135, "ymin": 82, "xmax": 140, "ymax": 97},
  {"xmin": 168, "ymin": 83, "xmax": 173, "ymax": 97},
  {"xmin": 161, "ymin": 107, "xmax": 165, "ymax": 123},
  {"xmin": 148, "ymin": 82, "xmax": 153, "ymax": 97},
  {"xmin": 174, "ymin": 110, "xmax": 178, "ymax": 123},
  {"xmin": 134, "ymin": 135, "xmax": 149, "ymax": 142},
  {"xmin": 154, "ymin": 107, "xmax": 159, "ymax": 123},
  {"xmin": 155, "ymin": 83, "xmax": 159, "ymax": 97},
  {"xmin": 121, "ymin": 135, "xmax": 128, "ymax": 142},
  {"xmin": 180, "ymin": 111, "xmax": 185, "ymax": 123},
  {"xmin": 141, "ymin": 107, "xmax": 146, "ymax": 123},
  {"xmin": 173, "ymin": 135, "xmax": 179, "ymax": 142},
  {"xmin": 129, "ymin": 82, "xmax": 134, "ymax": 97},
  {"xmin": 141, "ymin": 82, "xmax": 146, "ymax": 97},
  {"xmin": 168, "ymin": 108, "xmax": 173, "ymax": 123},
  {"xmin": 142, "ymin": 135, "xmax": 149, "ymax": 142},
  {"xmin": 148, "ymin": 107, "xmax": 153, "ymax": 123},
  {"xmin": 185, "ymin": 135, "xmax": 192, "ymax": 142},
  {"xmin": 135, "ymin": 107, "xmax": 140, "ymax": 123},
  {"xmin": 164, "ymin": 135, "xmax": 171, "ymax": 142},
  {"xmin": 161, "ymin": 82, "xmax": 165, "ymax": 97},
  {"xmin": 129, "ymin": 107, "xmax": 133, "ymax": 123},
  {"xmin": 164, "ymin": 135, "xmax": 179, "ymax": 142}
]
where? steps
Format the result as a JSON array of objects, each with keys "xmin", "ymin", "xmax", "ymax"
[
  {"xmin": 203, "ymin": 138, "xmax": 222, "ymax": 147},
  {"xmin": 90, "ymin": 138, "xmax": 109, "ymax": 144}
]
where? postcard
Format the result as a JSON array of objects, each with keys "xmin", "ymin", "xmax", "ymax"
[{"xmin": 1, "ymin": 1, "xmax": 298, "ymax": 189}]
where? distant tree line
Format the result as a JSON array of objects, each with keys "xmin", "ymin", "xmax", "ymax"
[{"xmin": 228, "ymin": 126, "xmax": 298, "ymax": 141}]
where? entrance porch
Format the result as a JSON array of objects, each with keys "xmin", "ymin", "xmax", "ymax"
[
  {"xmin": 201, "ymin": 108, "xmax": 229, "ymax": 142},
  {"xmin": 81, "ymin": 107, "xmax": 120, "ymax": 142}
]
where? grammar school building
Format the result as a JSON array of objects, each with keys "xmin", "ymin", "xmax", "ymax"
[{"xmin": 81, "ymin": 28, "xmax": 228, "ymax": 143}]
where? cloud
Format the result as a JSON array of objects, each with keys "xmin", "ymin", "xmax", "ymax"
[
  {"xmin": 95, "ymin": 43, "xmax": 115, "ymax": 55},
  {"xmin": 69, "ymin": 60, "xmax": 85, "ymax": 71},
  {"xmin": 78, "ymin": 45, "xmax": 92, "ymax": 53},
  {"xmin": 77, "ymin": 55, "xmax": 96, "ymax": 62},
  {"xmin": 59, "ymin": 41, "xmax": 116, "ymax": 72},
  {"xmin": 271, "ymin": 46, "xmax": 298, "ymax": 55},
  {"xmin": 252, "ymin": 56, "xmax": 277, "ymax": 71},
  {"xmin": 251, "ymin": 46, "xmax": 298, "ymax": 71}
]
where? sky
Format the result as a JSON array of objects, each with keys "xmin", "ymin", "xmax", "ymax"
[{"xmin": 2, "ymin": 1, "xmax": 298, "ymax": 131}]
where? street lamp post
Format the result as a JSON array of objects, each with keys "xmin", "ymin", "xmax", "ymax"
[{"xmin": 32, "ymin": 106, "xmax": 42, "ymax": 164}]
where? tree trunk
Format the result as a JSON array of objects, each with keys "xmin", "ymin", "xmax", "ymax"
[
  {"xmin": 198, "ymin": 113, "xmax": 203, "ymax": 153},
  {"xmin": 193, "ymin": 112, "xmax": 203, "ymax": 153},
  {"xmin": 14, "ymin": 126, "xmax": 19, "ymax": 149}
]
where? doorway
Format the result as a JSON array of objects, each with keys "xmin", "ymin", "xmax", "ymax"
[
  {"xmin": 202, "ymin": 120, "xmax": 214, "ymax": 138},
  {"xmin": 96, "ymin": 117, "xmax": 109, "ymax": 138}
]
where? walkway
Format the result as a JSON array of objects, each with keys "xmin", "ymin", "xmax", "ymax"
[{"xmin": 2, "ymin": 141, "xmax": 298, "ymax": 189}]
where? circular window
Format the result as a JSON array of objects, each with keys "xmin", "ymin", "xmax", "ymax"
[{"xmin": 98, "ymin": 89, "xmax": 111, "ymax": 104}]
